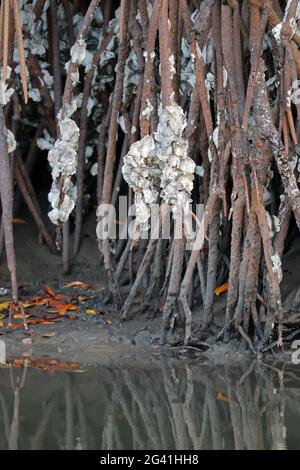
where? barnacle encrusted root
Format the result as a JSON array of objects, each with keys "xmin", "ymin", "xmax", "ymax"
[
  {"xmin": 47, "ymin": 98, "xmax": 79, "ymax": 224},
  {"xmin": 121, "ymin": 102, "xmax": 195, "ymax": 225}
]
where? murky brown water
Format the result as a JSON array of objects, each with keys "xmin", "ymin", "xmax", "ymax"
[{"xmin": 0, "ymin": 358, "xmax": 300, "ymax": 450}]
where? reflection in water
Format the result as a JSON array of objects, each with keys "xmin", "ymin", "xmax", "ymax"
[{"xmin": 0, "ymin": 358, "xmax": 300, "ymax": 450}]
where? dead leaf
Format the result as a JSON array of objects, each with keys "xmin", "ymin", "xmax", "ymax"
[
  {"xmin": 216, "ymin": 392, "xmax": 230, "ymax": 403},
  {"xmin": 40, "ymin": 315, "xmax": 61, "ymax": 323},
  {"xmin": 13, "ymin": 313, "xmax": 31, "ymax": 319},
  {"xmin": 214, "ymin": 282, "xmax": 229, "ymax": 296},
  {"xmin": 7, "ymin": 316, "xmax": 60, "ymax": 329},
  {"xmin": 0, "ymin": 301, "xmax": 10, "ymax": 311},
  {"xmin": 64, "ymin": 281, "xmax": 95, "ymax": 290},
  {"xmin": 42, "ymin": 332, "xmax": 57, "ymax": 338},
  {"xmin": 44, "ymin": 287, "xmax": 57, "ymax": 297},
  {"xmin": 0, "ymin": 321, "xmax": 3, "ymax": 327},
  {"xmin": 106, "ymin": 319, "xmax": 112, "ymax": 325},
  {"xmin": 8, "ymin": 320, "xmax": 36, "ymax": 329},
  {"xmin": 22, "ymin": 300, "xmax": 40, "ymax": 308},
  {"xmin": 48, "ymin": 303, "xmax": 78, "ymax": 315},
  {"xmin": 85, "ymin": 309, "xmax": 96, "ymax": 315},
  {"xmin": 12, "ymin": 218, "xmax": 26, "ymax": 224}
]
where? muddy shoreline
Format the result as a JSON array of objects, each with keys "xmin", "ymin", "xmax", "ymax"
[
  {"xmin": 0, "ymin": 304, "xmax": 293, "ymax": 367},
  {"xmin": 0, "ymin": 212, "xmax": 298, "ymax": 367}
]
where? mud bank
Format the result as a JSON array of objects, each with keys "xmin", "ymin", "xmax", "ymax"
[
  {"xmin": 0, "ymin": 210, "xmax": 299, "ymax": 366},
  {"xmin": 0, "ymin": 289, "xmax": 297, "ymax": 373},
  {"xmin": 0, "ymin": 305, "xmax": 294, "ymax": 367}
]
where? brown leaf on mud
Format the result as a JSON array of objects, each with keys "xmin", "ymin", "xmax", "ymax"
[
  {"xmin": 44, "ymin": 286, "xmax": 57, "ymax": 297},
  {"xmin": 216, "ymin": 392, "xmax": 230, "ymax": 403},
  {"xmin": 214, "ymin": 282, "xmax": 229, "ymax": 296},
  {"xmin": 48, "ymin": 301, "xmax": 78, "ymax": 315},
  {"xmin": 12, "ymin": 218, "xmax": 27, "ymax": 224},
  {"xmin": 64, "ymin": 280, "xmax": 95, "ymax": 290},
  {"xmin": 8, "ymin": 319, "xmax": 38, "ymax": 329},
  {"xmin": 85, "ymin": 309, "xmax": 96, "ymax": 315},
  {"xmin": 7, "ymin": 316, "xmax": 61, "ymax": 329},
  {"xmin": 23, "ymin": 299, "xmax": 45, "ymax": 307},
  {"xmin": 9, "ymin": 357, "xmax": 80, "ymax": 373},
  {"xmin": 0, "ymin": 299, "xmax": 44, "ymax": 311},
  {"xmin": 0, "ymin": 301, "xmax": 10, "ymax": 311},
  {"xmin": 42, "ymin": 332, "xmax": 57, "ymax": 338},
  {"xmin": 0, "ymin": 287, "xmax": 78, "ymax": 329},
  {"xmin": 13, "ymin": 313, "xmax": 31, "ymax": 319},
  {"xmin": 44, "ymin": 288, "xmax": 70, "ymax": 302}
]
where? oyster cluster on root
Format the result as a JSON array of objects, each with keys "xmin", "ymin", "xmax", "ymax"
[
  {"xmin": 47, "ymin": 33, "xmax": 88, "ymax": 226},
  {"xmin": 122, "ymin": 134, "xmax": 159, "ymax": 225},
  {"xmin": 121, "ymin": 103, "xmax": 195, "ymax": 226},
  {"xmin": 0, "ymin": 67, "xmax": 14, "ymax": 106},
  {"xmin": 0, "ymin": 68, "xmax": 16, "ymax": 153},
  {"xmin": 47, "ymin": 99, "xmax": 79, "ymax": 224}
]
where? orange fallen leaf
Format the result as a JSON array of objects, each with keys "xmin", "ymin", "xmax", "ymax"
[
  {"xmin": 42, "ymin": 332, "xmax": 57, "ymax": 338},
  {"xmin": 214, "ymin": 282, "xmax": 229, "ymax": 296},
  {"xmin": 48, "ymin": 303, "xmax": 78, "ymax": 315},
  {"xmin": 0, "ymin": 301, "xmax": 10, "ymax": 311},
  {"xmin": 23, "ymin": 296, "xmax": 48, "ymax": 307},
  {"xmin": 217, "ymin": 392, "xmax": 230, "ymax": 403},
  {"xmin": 106, "ymin": 319, "xmax": 112, "ymax": 325},
  {"xmin": 13, "ymin": 313, "xmax": 31, "ymax": 319},
  {"xmin": 7, "ymin": 316, "xmax": 60, "ymax": 329},
  {"xmin": 47, "ymin": 297, "xmax": 76, "ymax": 308},
  {"xmin": 22, "ymin": 300, "xmax": 41, "ymax": 308},
  {"xmin": 85, "ymin": 309, "xmax": 96, "ymax": 315},
  {"xmin": 64, "ymin": 281, "xmax": 95, "ymax": 290},
  {"xmin": 47, "ymin": 299, "xmax": 63, "ymax": 308},
  {"xmin": 44, "ymin": 287, "xmax": 57, "ymax": 297},
  {"xmin": 12, "ymin": 218, "xmax": 26, "ymax": 224},
  {"xmin": 0, "ymin": 320, "xmax": 3, "ymax": 327},
  {"xmin": 8, "ymin": 320, "xmax": 37, "ymax": 329}
]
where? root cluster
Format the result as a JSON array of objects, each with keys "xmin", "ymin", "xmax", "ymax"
[{"xmin": 1, "ymin": 0, "xmax": 300, "ymax": 353}]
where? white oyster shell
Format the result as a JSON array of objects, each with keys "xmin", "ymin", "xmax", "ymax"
[
  {"xmin": 5, "ymin": 129, "xmax": 17, "ymax": 153},
  {"xmin": 70, "ymin": 37, "xmax": 87, "ymax": 64},
  {"xmin": 122, "ymin": 103, "xmax": 195, "ymax": 224}
]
